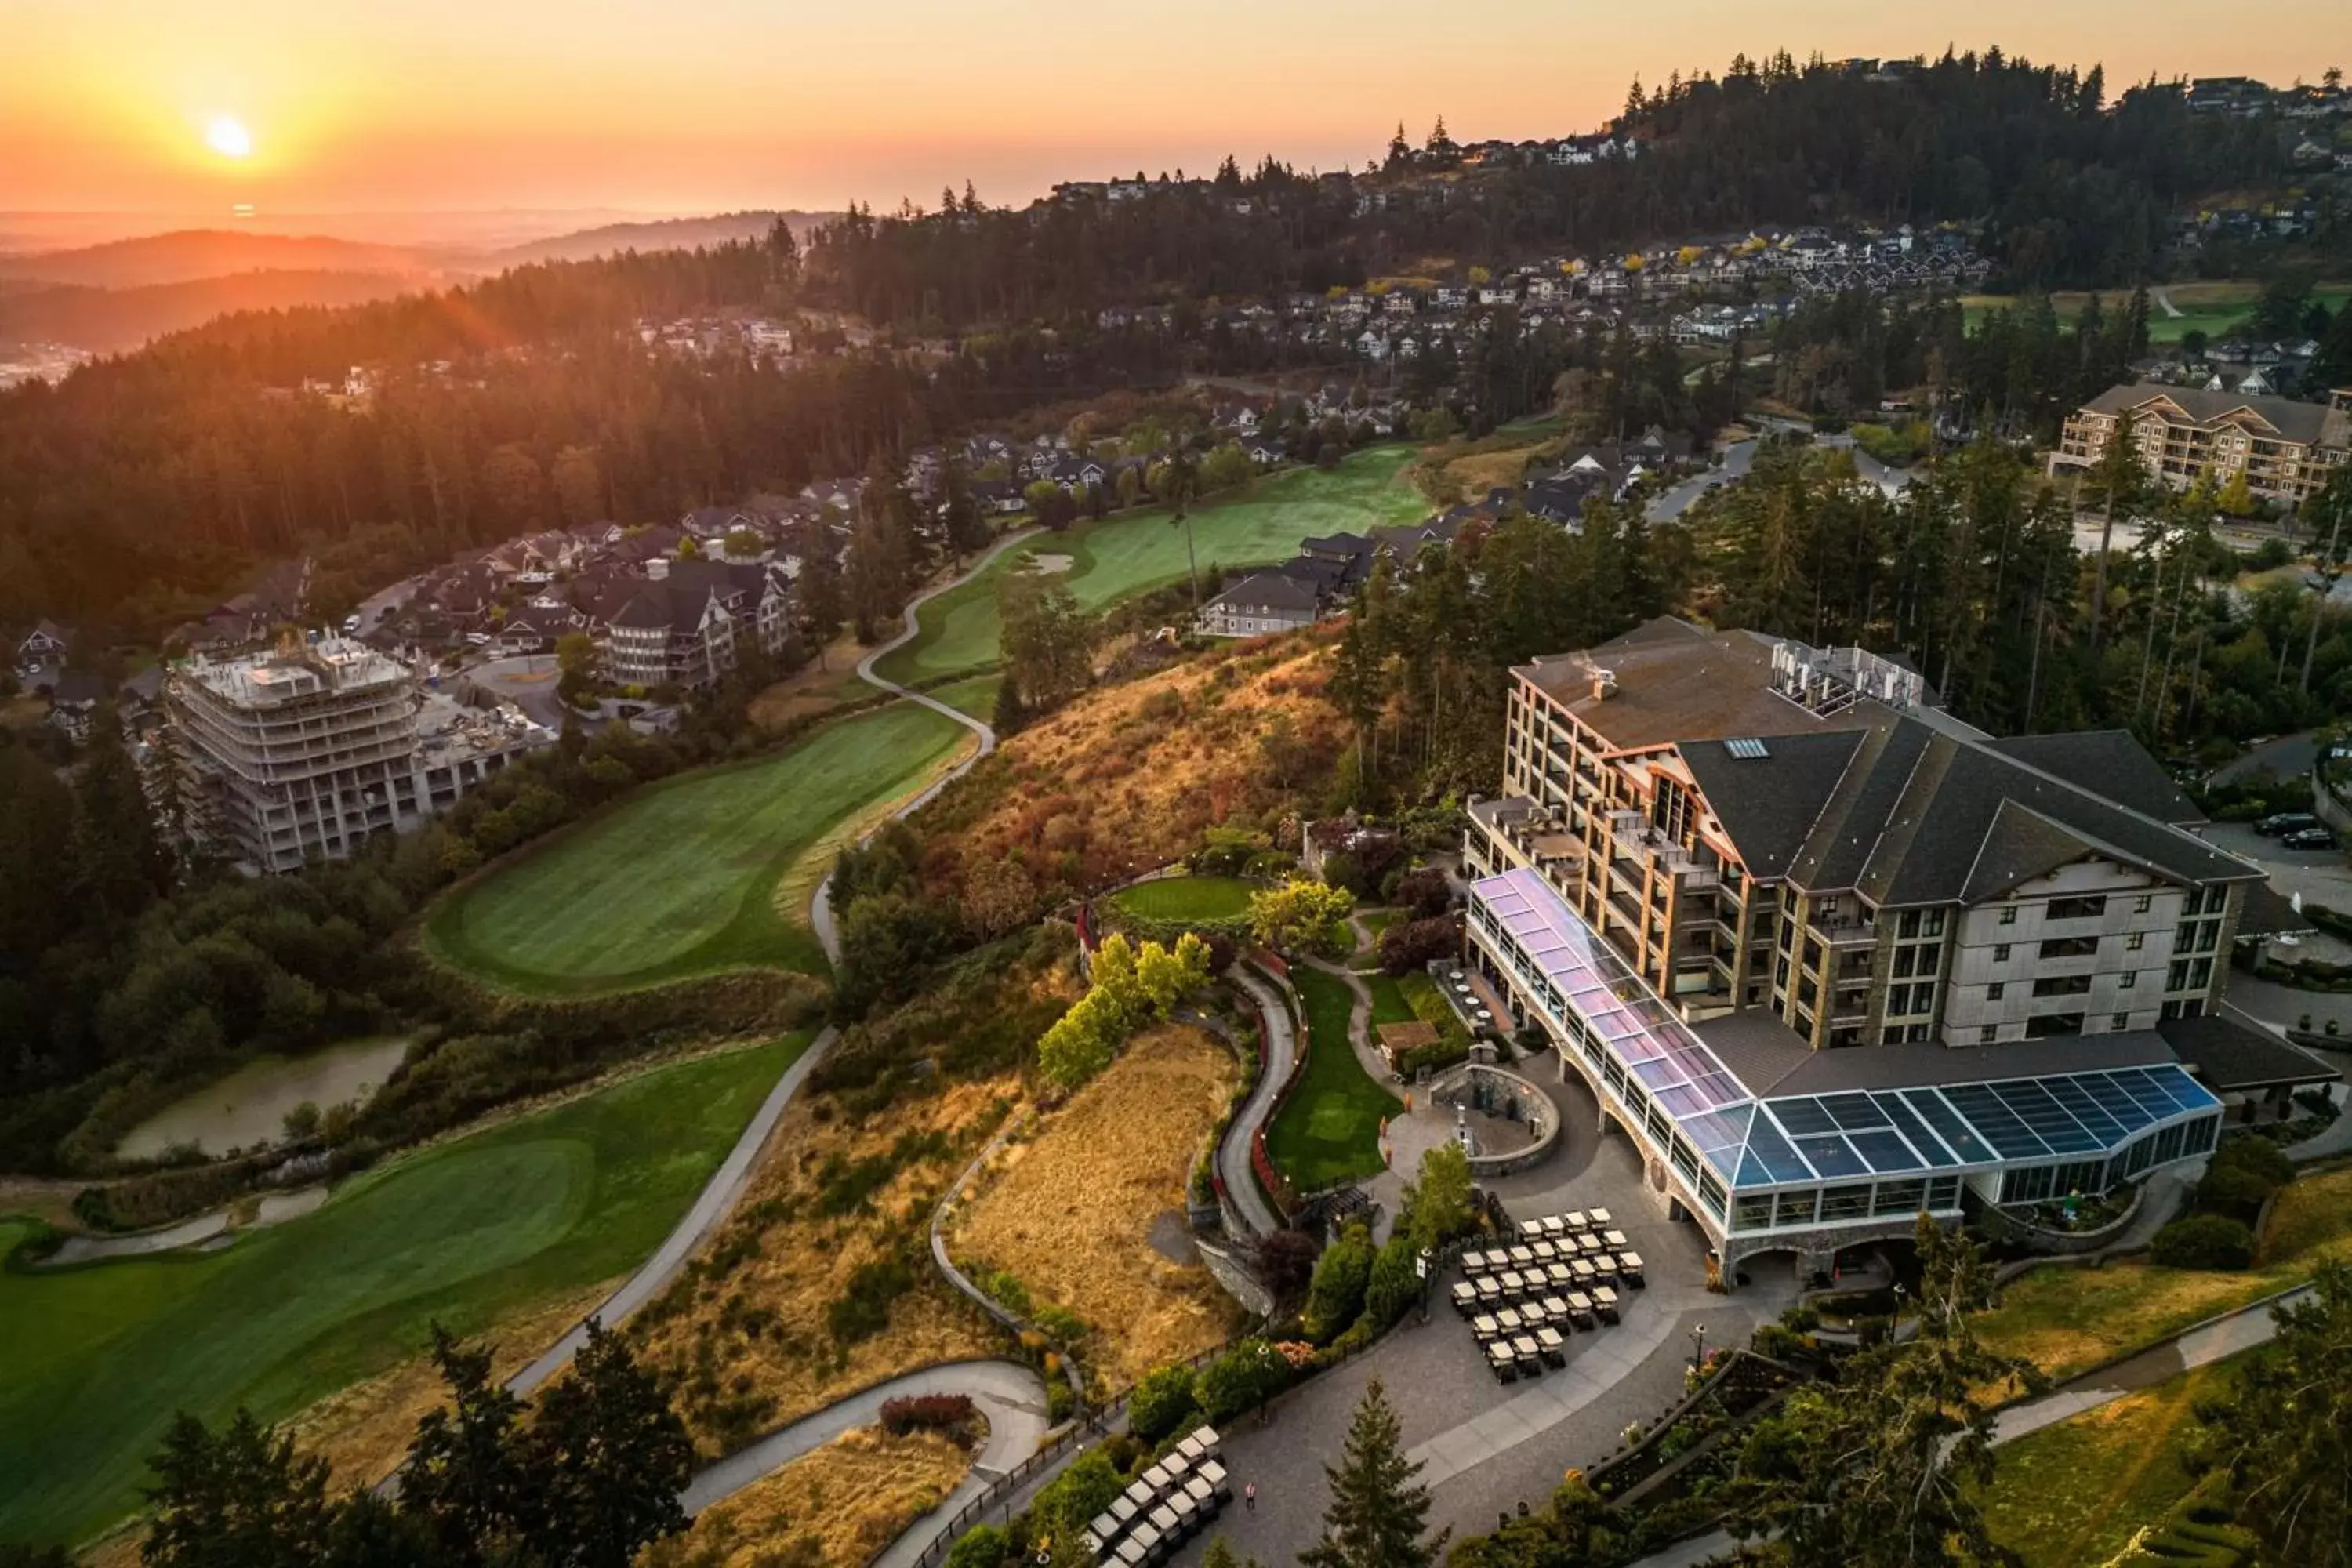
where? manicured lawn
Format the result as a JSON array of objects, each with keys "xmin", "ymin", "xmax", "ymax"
[
  {"xmin": 1265, "ymin": 967, "xmax": 1403, "ymax": 1191},
  {"xmin": 426, "ymin": 702, "xmax": 967, "ymax": 993},
  {"xmin": 874, "ymin": 446, "xmax": 1430, "ymax": 684},
  {"xmin": 1974, "ymin": 1163, "xmax": 2352, "ymax": 1384},
  {"xmin": 1364, "ymin": 970, "xmax": 1417, "ymax": 1028},
  {"xmin": 1980, "ymin": 1357, "xmax": 2242, "ymax": 1568},
  {"xmin": 927, "ymin": 673, "xmax": 1002, "ymax": 724},
  {"xmin": 0, "ymin": 1037, "xmax": 806, "ymax": 1547},
  {"xmin": 1959, "ymin": 281, "xmax": 2350, "ymax": 343},
  {"xmin": 1108, "ymin": 875, "xmax": 1258, "ymax": 924}
]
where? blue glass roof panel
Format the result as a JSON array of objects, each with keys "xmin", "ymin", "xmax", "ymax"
[
  {"xmin": 1819, "ymin": 1092, "xmax": 1894, "ymax": 1131},
  {"xmin": 1849, "ymin": 1128, "xmax": 1928, "ymax": 1174},
  {"xmin": 1939, "ymin": 1084, "xmax": 2050, "ymax": 1160},
  {"xmin": 1769, "ymin": 1098, "xmax": 1842, "ymax": 1137},
  {"xmin": 1901, "ymin": 1089, "xmax": 1998, "ymax": 1164},
  {"xmin": 1791, "ymin": 1134, "xmax": 1871, "ymax": 1179},
  {"xmin": 2040, "ymin": 1076, "xmax": 2129, "ymax": 1146},
  {"xmin": 1874, "ymin": 1093, "xmax": 1960, "ymax": 1167}
]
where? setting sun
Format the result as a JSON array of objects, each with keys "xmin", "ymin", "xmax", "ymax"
[{"xmin": 204, "ymin": 114, "xmax": 253, "ymax": 159}]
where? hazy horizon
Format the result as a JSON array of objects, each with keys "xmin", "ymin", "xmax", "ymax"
[{"xmin": 9, "ymin": 0, "xmax": 2350, "ymax": 229}]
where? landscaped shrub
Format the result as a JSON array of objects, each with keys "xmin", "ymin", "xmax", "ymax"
[
  {"xmin": 2151, "ymin": 1214, "xmax": 2256, "ymax": 1271},
  {"xmin": 1247, "ymin": 1227, "xmax": 1320, "ymax": 1301},
  {"xmin": 1392, "ymin": 867, "xmax": 1451, "ymax": 920},
  {"xmin": 946, "ymin": 1524, "xmax": 1010, "ymax": 1568},
  {"xmin": 1033, "ymin": 1450, "xmax": 1121, "ymax": 1539},
  {"xmin": 1379, "ymin": 916, "xmax": 1461, "ymax": 977},
  {"xmin": 1363, "ymin": 1233, "xmax": 1424, "ymax": 1330},
  {"xmin": 1301, "ymin": 1221, "xmax": 1374, "ymax": 1342},
  {"xmin": 1195, "ymin": 1339, "xmax": 1292, "ymax": 1425},
  {"xmin": 1127, "ymin": 1364, "xmax": 1202, "ymax": 1443},
  {"xmin": 880, "ymin": 1393, "xmax": 976, "ymax": 1437},
  {"xmin": 2211, "ymin": 1134, "xmax": 2295, "ymax": 1189},
  {"xmin": 2195, "ymin": 1163, "xmax": 2281, "ymax": 1225}
]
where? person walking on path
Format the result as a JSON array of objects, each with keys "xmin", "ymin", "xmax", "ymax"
[{"xmin": 1243, "ymin": 1483, "xmax": 1258, "ymax": 1513}]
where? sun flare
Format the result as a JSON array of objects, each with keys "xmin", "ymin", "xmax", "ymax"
[{"xmin": 204, "ymin": 115, "xmax": 253, "ymax": 159}]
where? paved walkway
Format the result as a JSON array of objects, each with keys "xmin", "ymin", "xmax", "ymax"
[
  {"xmin": 682, "ymin": 1359, "xmax": 1051, "ymax": 1518},
  {"xmin": 1218, "ymin": 966, "xmax": 1298, "ymax": 1239}
]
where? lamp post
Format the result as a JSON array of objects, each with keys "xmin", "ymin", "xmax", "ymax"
[
  {"xmin": 1689, "ymin": 1323, "xmax": 1708, "ymax": 1374},
  {"xmin": 1416, "ymin": 1248, "xmax": 1434, "ymax": 1323}
]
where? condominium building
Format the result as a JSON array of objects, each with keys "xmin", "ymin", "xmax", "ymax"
[
  {"xmin": 1461, "ymin": 618, "xmax": 2327, "ymax": 1284},
  {"xmin": 169, "ymin": 637, "xmax": 554, "ymax": 874},
  {"xmin": 597, "ymin": 558, "xmax": 794, "ymax": 691},
  {"xmin": 2053, "ymin": 383, "xmax": 2350, "ymax": 509}
]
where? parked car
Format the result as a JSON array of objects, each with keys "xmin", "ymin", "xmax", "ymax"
[
  {"xmin": 2281, "ymin": 827, "xmax": 2338, "ymax": 851},
  {"xmin": 2256, "ymin": 812, "xmax": 2321, "ymax": 837}
]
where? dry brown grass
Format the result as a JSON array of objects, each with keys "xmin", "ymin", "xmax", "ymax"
[
  {"xmin": 283, "ymin": 1279, "xmax": 622, "ymax": 1490},
  {"xmin": 746, "ymin": 641, "xmax": 873, "ymax": 729},
  {"xmin": 639, "ymin": 1425, "xmax": 974, "ymax": 1568},
  {"xmin": 949, "ymin": 1025, "xmax": 1243, "ymax": 1388},
  {"xmin": 633, "ymin": 1076, "xmax": 1015, "ymax": 1457},
  {"xmin": 922, "ymin": 634, "xmax": 1348, "ymax": 902}
]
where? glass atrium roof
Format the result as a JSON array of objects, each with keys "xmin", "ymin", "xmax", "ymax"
[{"xmin": 1468, "ymin": 868, "xmax": 2220, "ymax": 1192}]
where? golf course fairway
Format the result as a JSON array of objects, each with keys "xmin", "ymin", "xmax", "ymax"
[
  {"xmin": 0, "ymin": 1036, "xmax": 805, "ymax": 1547},
  {"xmin": 426, "ymin": 701, "xmax": 967, "ymax": 993},
  {"xmin": 875, "ymin": 444, "xmax": 1428, "ymax": 684}
]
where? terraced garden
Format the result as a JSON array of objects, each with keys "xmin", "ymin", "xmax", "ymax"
[
  {"xmin": 0, "ymin": 1037, "xmax": 804, "ymax": 1547},
  {"xmin": 874, "ymin": 445, "xmax": 1429, "ymax": 684},
  {"xmin": 426, "ymin": 702, "xmax": 967, "ymax": 993}
]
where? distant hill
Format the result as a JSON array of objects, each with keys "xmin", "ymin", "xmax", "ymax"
[
  {"xmin": 0, "ymin": 270, "xmax": 425, "ymax": 352},
  {"xmin": 0, "ymin": 230, "xmax": 441, "ymax": 291},
  {"xmin": 485, "ymin": 210, "xmax": 833, "ymax": 267}
]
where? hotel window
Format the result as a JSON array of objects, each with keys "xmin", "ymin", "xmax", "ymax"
[
  {"xmin": 1926, "ymin": 1176, "xmax": 1961, "ymax": 1209},
  {"xmin": 2111, "ymin": 1013, "xmax": 2130, "ymax": 1031},
  {"xmin": 1998, "ymin": 906, "xmax": 2017, "ymax": 926},
  {"xmin": 1987, "ymin": 982, "xmax": 2005, "ymax": 1000},
  {"xmin": 1775, "ymin": 1189, "xmax": 1818, "ymax": 1227},
  {"xmin": 1980, "ymin": 1025, "xmax": 1997, "ymax": 1043},
  {"xmin": 1992, "ymin": 944, "xmax": 2010, "ymax": 963},
  {"xmin": 1734, "ymin": 1192, "xmax": 1777, "ymax": 1232},
  {"xmin": 2134, "ymin": 894, "xmax": 2153, "ymax": 913},
  {"xmin": 1820, "ymin": 1185, "xmax": 1873, "ymax": 1221},
  {"xmin": 2049, "ymin": 895, "xmax": 2107, "ymax": 920},
  {"xmin": 1873, "ymin": 1179, "xmax": 1926, "ymax": 1216},
  {"xmin": 2127, "ymin": 932, "xmax": 2145, "ymax": 951},
  {"xmin": 2120, "ymin": 971, "xmax": 2136, "ymax": 989}
]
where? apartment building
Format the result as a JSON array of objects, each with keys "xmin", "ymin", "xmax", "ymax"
[
  {"xmin": 169, "ymin": 637, "xmax": 554, "ymax": 874},
  {"xmin": 1460, "ymin": 618, "xmax": 2313, "ymax": 1284},
  {"xmin": 2053, "ymin": 383, "xmax": 2350, "ymax": 509}
]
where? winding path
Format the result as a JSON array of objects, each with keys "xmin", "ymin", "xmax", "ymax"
[{"xmin": 1218, "ymin": 966, "xmax": 1299, "ymax": 1239}]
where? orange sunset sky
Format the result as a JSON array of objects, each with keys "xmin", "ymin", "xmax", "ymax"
[{"xmin": 6, "ymin": 0, "xmax": 2350, "ymax": 218}]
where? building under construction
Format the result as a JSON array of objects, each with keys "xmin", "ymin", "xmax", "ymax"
[{"xmin": 168, "ymin": 635, "xmax": 555, "ymax": 874}]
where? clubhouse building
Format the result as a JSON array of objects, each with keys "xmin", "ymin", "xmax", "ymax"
[{"xmin": 1461, "ymin": 619, "xmax": 2332, "ymax": 1285}]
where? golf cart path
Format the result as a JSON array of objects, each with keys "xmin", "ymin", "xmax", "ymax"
[
  {"xmin": 1627, "ymin": 1281, "xmax": 2318, "ymax": 1566},
  {"xmin": 1218, "ymin": 965, "xmax": 1298, "ymax": 1239}
]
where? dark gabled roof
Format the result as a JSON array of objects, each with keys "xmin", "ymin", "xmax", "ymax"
[
  {"xmin": 1210, "ymin": 570, "xmax": 1319, "ymax": 614},
  {"xmin": 1679, "ymin": 731, "xmax": 1867, "ymax": 880},
  {"xmin": 608, "ymin": 582, "xmax": 721, "ymax": 634},
  {"xmin": 2082, "ymin": 383, "xmax": 2338, "ymax": 447},
  {"xmin": 2159, "ymin": 1014, "xmax": 2338, "ymax": 1091},
  {"xmin": 1987, "ymin": 731, "xmax": 2203, "ymax": 825},
  {"xmin": 2236, "ymin": 882, "xmax": 2317, "ymax": 938}
]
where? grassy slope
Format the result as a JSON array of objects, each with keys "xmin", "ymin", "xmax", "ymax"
[
  {"xmin": 1107, "ymin": 875, "xmax": 1258, "ymax": 923},
  {"xmin": 0, "ymin": 1037, "xmax": 805, "ymax": 1546},
  {"xmin": 1960, "ymin": 280, "xmax": 2350, "ymax": 343},
  {"xmin": 1974, "ymin": 1162, "xmax": 2352, "ymax": 1384},
  {"xmin": 1979, "ymin": 1357, "xmax": 2241, "ymax": 1568},
  {"xmin": 426, "ymin": 703, "xmax": 965, "ymax": 993},
  {"xmin": 927, "ymin": 673, "xmax": 1003, "ymax": 723},
  {"xmin": 876, "ymin": 446, "xmax": 1428, "ymax": 685},
  {"xmin": 1266, "ymin": 966, "xmax": 1403, "ymax": 1190}
]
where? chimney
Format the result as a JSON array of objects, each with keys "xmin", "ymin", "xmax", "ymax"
[
  {"xmin": 647, "ymin": 557, "xmax": 670, "ymax": 581},
  {"xmin": 1590, "ymin": 673, "xmax": 1617, "ymax": 702}
]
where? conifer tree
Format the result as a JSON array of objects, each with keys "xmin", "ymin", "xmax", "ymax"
[{"xmin": 1301, "ymin": 1380, "xmax": 1445, "ymax": 1568}]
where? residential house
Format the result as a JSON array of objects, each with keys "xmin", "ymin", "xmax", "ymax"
[{"xmin": 2055, "ymin": 384, "xmax": 2351, "ymax": 510}]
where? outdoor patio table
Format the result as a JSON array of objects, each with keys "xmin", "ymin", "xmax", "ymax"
[
  {"xmin": 1586, "ymin": 1207, "xmax": 1613, "ymax": 1225},
  {"xmin": 1535, "ymin": 1326, "xmax": 1568, "ymax": 1364},
  {"xmin": 1593, "ymin": 1285, "xmax": 1621, "ymax": 1323},
  {"xmin": 1602, "ymin": 1229, "xmax": 1628, "ymax": 1248}
]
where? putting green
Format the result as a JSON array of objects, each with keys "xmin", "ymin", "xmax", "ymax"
[
  {"xmin": 1265, "ymin": 966, "xmax": 1402, "ymax": 1191},
  {"xmin": 877, "ymin": 445, "xmax": 1429, "ymax": 684},
  {"xmin": 427, "ymin": 702, "xmax": 967, "ymax": 993},
  {"xmin": 1108, "ymin": 875, "xmax": 1258, "ymax": 924},
  {"xmin": 0, "ymin": 1036, "xmax": 804, "ymax": 1547}
]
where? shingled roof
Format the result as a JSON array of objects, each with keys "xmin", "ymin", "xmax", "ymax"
[{"xmin": 2082, "ymin": 383, "xmax": 2339, "ymax": 448}]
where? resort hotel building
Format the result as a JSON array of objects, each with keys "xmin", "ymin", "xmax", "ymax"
[
  {"xmin": 168, "ymin": 635, "xmax": 556, "ymax": 874},
  {"xmin": 1462, "ymin": 617, "xmax": 2335, "ymax": 1286}
]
